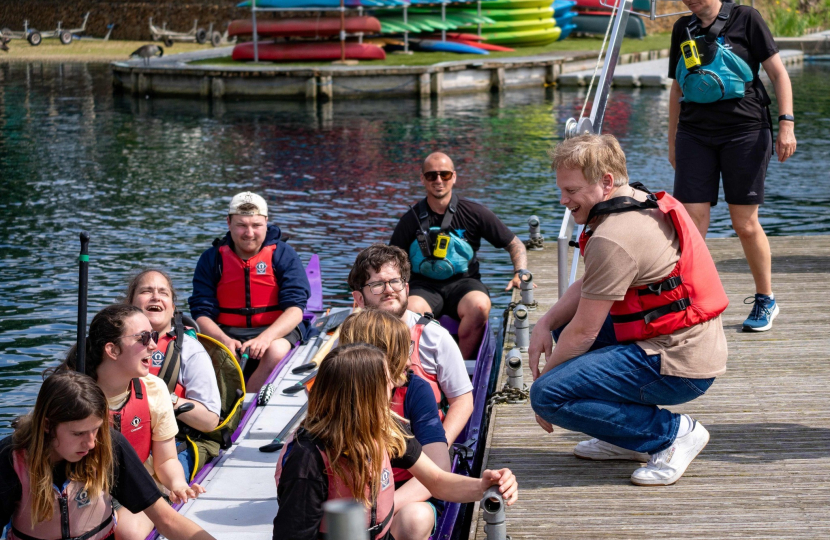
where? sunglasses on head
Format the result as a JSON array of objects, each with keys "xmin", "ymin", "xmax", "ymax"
[
  {"xmin": 122, "ymin": 330, "xmax": 159, "ymax": 347},
  {"xmin": 423, "ymin": 170, "xmax": 454, "ymax": 182}
]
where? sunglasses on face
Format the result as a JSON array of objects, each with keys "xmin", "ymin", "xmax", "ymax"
[
  {"xmin": 122, "ymin": 330, "xmax": 159, "ymax": 347},
  {"xmin": 423, "ymin": 170, "xmax": 454, "ymax": 182}
]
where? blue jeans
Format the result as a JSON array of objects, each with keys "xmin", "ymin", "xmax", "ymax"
[
  {"xmin": 178, "ymin": 447, "xmax": 195, "ymax": 482},
  {"xmin": 530, "ymin": 317, "xmax": 715, "ymax": 454}
]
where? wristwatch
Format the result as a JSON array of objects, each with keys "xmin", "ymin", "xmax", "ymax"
[
  {"xmin": 171, "ymin": 393, "xmax": 179, "ymax": 405},
  {"xmin": 778, "ymin": 114, "xmax": 795, "ymax": 123}
]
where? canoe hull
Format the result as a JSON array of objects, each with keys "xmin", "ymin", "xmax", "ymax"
[
  {"xmin": 232, "ymin": 41, "xmax": 386, "ymax": 61},
  {"xmin": 228, "ymin": 17, "xmax": 381, "ymax": 37}
]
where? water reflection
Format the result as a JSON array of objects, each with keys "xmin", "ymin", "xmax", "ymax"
[{"xmin": 1, "ymin": 61, "xmax": 828, "ymax": 431}]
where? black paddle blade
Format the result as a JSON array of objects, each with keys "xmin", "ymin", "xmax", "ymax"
[
  {"xmin": 282, "ymin": 384, "xmax": 304, "ymax": 395},
  {"xmin": 259, "ymin": 441, "xmax": 285, "ymax": 453},
  {"xmin": 291, "ymin": 363, "xmax": 317, "ymax": 374}
]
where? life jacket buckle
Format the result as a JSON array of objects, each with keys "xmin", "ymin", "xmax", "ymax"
[{"xmin": 672, "ymin": 298, "xmax": 691, "ymax": 312}]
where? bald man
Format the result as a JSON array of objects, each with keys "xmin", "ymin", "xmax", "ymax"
[{"xmin": 390, "ymin": 152, "xmax": 528, "ymax": 358}]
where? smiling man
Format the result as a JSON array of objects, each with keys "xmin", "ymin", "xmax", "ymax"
[
  {"xmin": 189, "ymin": 192, "xmax": 310, "ymax": 393},
  {"xmin": 528, "ymin": 134, "xmax": 728, "ymax": 486},
  {"xmin": 389, "ymin": 152, "xmax": 529, "ymax": 359}
]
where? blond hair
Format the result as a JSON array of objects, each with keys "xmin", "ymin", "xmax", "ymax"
[
  {"xmin": 549, "ymin": 133, "xmax": 629, "ymax": 187},
  {"xmin": 303, "ymin": 344, "xmax": 408, "ymax": 507},
  {"xmin": 339, "ymin": 309, "xmax": 410, "ymax": 387}
]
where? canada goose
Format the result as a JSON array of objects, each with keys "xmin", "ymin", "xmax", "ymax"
[
  {"xmin": 1, "ymin": 36, "xmax": 10, "ymax": 53},
  {"xmin": 130, "ymin": 44, "xmax": 163, "ymax": 65}
]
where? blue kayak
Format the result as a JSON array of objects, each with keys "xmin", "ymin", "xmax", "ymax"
[
  {"xmin": 416, "ymin": 39, "xmax": 489, "ymax": 54},
  {"xmin": 552, "ymin": 0, "xmax": 577, "ymax": 16},
  {"xmin": 555, "ymin": 10, "xmax": 577, "ymax": 26},
  {"xmin": 557, "ymin": 22, "xmax": 576, "ymax": 40}
]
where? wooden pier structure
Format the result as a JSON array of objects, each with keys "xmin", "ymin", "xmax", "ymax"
[{"xmin": 471, "ymin": 235, "xmax": 830, "ymax": 539}]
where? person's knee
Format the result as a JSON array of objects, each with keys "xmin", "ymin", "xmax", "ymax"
[
  {"xmin": 262, "ymin": 339, "xmax": 290, "ymax": 366},
  {"xmin": 529, "ymin": 376, "xmax": 568, "ymax": 419},
  {"xmin": 458, "ymin": 293, "xmax": 490, "ymax": 320},
  {"xmin": 732, "ymin": 217, "xmax": 763, "ymax": 239},
  {"xmin": 392, "ymin": 503, "xmax": 435, "ymax": 540},
  {"xmin": 408, "ymin": 295, "xmax": 433, "ymax": 314}
]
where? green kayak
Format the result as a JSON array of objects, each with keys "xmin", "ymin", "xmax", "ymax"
[
  {"xmin": 480, "ymin": 25, "xmax": 561, "ymax": 45},
  {"xmin": 460, "ymin": 18, "xmax": 556, "ymax": 33},
  {"xmin": 417, "ymin": 6, "xmax": 555, "ymax": 22}
]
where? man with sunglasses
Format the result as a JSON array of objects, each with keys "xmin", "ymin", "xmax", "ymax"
[
  {"xmin": 189, "ymin": 192, "xmax": 311, "ymax": 394},
  {"xmin": 348, "ymin": 244, "xmax": 473, "ymax": 446},
  {"xmin": 390, "ymin": 152, "xmax": 529, "ymax": 359}
]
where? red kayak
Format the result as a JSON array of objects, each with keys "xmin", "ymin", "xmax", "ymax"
[
  {"xmin": 232, "ymin": 41, "xmax": 386, "ymax": 61},
  {"xmin": 451, "ymin": 39, "xmax": 514, "ymax": 52},
  {"xmin": 439, "ymin": 32, "xmax": 485, "ymax": 41},
  {"xmin": 228, "ymin": 17, "xmax": 381, "ymax": 37}
]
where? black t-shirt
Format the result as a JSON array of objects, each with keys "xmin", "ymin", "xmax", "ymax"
[
  {"xmin": 668, "ymin": 5, "xmax": 779, "ymax": 134},
  {"xmin": 272, "ymin": 426, "xmax": 423, "ymax": 540},
  {"xmin": 389, "ymin": 196, "xmax": 516, "ymax": 281},
  {"xmin": 0, "ymin": 430, "xmax": 162, "ymax": 531}
]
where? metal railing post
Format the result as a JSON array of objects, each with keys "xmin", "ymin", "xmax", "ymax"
[
  {"xmin": 557, "ymin": 209, "xmax": 575, "ymax": 298},
  {"xmin": 252, "ymin": 0, "xmax": 259, "ymax": 63},
  {"xmin": 322, "ymin": 499, "xmax": 369, "ymax": 540}
]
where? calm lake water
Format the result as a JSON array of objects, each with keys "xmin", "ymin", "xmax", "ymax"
[{"xmin": 1, "ymin": 61, "xmax": 828, "ymax": 431}]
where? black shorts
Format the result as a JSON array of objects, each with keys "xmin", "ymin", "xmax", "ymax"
[
  {"xmin": 218, "ymin": 325, "xmax": 302, "ymax": 378},
  {"xmin": 409, "ymin": 276, "xmax": 489, "ymax": 320},
  {"xmin": 673, "ymin": 127, "xmax": 772, "ymax": 206}
]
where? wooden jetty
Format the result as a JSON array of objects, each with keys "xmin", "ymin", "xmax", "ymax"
[{"xmin": 471, "ymin": 235, "xmax": 830, "ymax": 539}]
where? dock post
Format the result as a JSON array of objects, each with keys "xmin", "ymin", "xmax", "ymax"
[
  {"xmin": 481, "ymin": 486, "xmax": 507, "ymax": 540},
  {"xmin": 431, "ymin": 71, "xmax": 443, "ymax": 95},
  {"xmin": 418, "ymin": 72, "xmax": 431, "ymax": 98},
  {"xmin": 306, "ymin": 77, "xmax": 318, "ymax": 101},
  {"xmin": 322, "ymin": 500, "xmax": 368, "ymax": 540},
  {"xmin": 490, "ymin": 67, "xmax": 505, "ymax": 92},
  {"xmin": 319, "ymin": 75, "xmax": 333, "ymax": 102},
  {"xmin": 545, "ymin": 62, "xmax": 560, "ymax": 86},
  {"xmin": 211, "ymin": 77, "xmax": 225, "ymax": 99}
]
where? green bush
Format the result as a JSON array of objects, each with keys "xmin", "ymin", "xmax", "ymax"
[{"xmin": 765, "ymin": 0, "xmax": 829, "ymax": 36}]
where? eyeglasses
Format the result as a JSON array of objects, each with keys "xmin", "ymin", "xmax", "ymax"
[
  {"xmin": 122, "ymin": 331, "xmax": 159, "ymax": 347},
  {"xmin": 363, "ymin": 278, "xmax": 405, "ymax": 295},
  {"xmin": 423, "ymin": 170, "xmax": 454, "ymax": 182}
]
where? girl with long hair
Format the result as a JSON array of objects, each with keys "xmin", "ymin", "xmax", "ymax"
[
  {"xmin": 0, "ymin": 370, "xmax": 216, "ymax": 540},
  {"xmin": 272, "ymin": 343, "xmax": 518, "ymax": 540},
  {"xmin": 63, "ymin": 304, "xmax": 205, "ymax": 540},
  {"xmin": 339, "ymin": 309, "xmax": 450, "ymax": 540}
]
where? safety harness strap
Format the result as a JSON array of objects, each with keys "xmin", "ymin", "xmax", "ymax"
[
  {"xmin": 688, "ymin": 0, "xmax": 735, "ymax": 43},
  {"xmin": 217, "ymin": 305, "xmax": 282, "ymax": 315},
  {"xmin": 637, "ymin": 275, "xmax": 684, "ymax": 296},
  {"xmin": 12, "ymin": 514, "xmax": 114, "ymax": 540},
  {"xmin": 158, "ymin": 312, "xmax": 184, "ymax": 395},
  {"xmin": 611, "ymin": 298, "xmax": 692, "ymax": 325}
]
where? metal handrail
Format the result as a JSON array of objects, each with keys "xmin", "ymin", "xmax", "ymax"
[{"xmin": 597, "ymin": 0, "xmax": 691, "ymax": 19}]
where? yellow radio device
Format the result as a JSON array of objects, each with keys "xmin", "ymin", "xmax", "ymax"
[
  {"xmin": 433, "ymin": 233, "xmax": 451, "ymax": 259},
  {"xmin": 681, "ymin": 27, "xmax": 701, "ymax": 71}
]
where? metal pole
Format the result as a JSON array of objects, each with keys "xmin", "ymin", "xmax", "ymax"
[
  {"xmin": 252, "ymin": 0, "xmax": 259, "ymax": 63},
  {"xmin": 76, "ymin": 232, "xmax": 90, "ymax": 374},
  {"xmin": 441, "ymin": 1, "xmax": 447, "ymax": 41},
  {"xmin": 323, "ymin": 500, "xmax": 369, "ymax": 540},
  {"xmin": 588, "ymin": 0, "xmax": 632, "ymax": 133},
  {"xmin": 477, "ymin": 0, "xmax": 482, "ymax": 37},
  {"xmin": 340, "ymin": 0, "xmax": 346, "ymax": 62},
  {"xmin": 557, "ymin": 209, "xmax": 574, "ymax": 298},
  {"xmin": 404, "ymin": 5, "xmax": 409, "ymax": 53}
]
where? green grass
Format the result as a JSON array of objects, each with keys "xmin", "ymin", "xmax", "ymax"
[
  {"xmin": 765, "ymin": 0, "xmax": 830, "ymax": 36},
  {"xmin": 188, "ymin": 32, "xmax": 671, "ymax": 67}
]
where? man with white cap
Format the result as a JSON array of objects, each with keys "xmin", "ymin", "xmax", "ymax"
[{"xmin": 189, "ymin": 192, "xmax": 310, "ymax": 393}]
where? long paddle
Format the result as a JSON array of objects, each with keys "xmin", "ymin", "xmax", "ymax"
[
  {"xmin": 259, "ymin": 402, "xmax": 309, "ymax": 453},
  {"xmin": 291, "ymin": 308, "xmax": 353, "ymax": 374},
  {"xmin": 76, "ymin": 232, "xmax": 90, "ymax": 374},
  {"xmin": 283, "ymin": 325, "xmax": 342, "ymax": 394}
]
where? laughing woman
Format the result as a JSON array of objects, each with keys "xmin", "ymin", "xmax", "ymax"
[
  {"xmin": 0, "ymin": 370, "xmax": 216, "ymax": 540},
  {"xmin": 62, "ymin": 304, "xmax": 205, "ymax": 540}
]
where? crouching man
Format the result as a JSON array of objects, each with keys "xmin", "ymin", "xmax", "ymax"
[{"xmin": 529, "ymin": 134, "xmax": 728, "ymax": 486}]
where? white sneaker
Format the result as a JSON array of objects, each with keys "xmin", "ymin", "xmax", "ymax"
[
  {"xmin": 574, "ymin": 438, "xmax": 650, "ymax": 462},
  {"xmin": 630, "ymin": 420, "xmax": 710, "ymax": 486}
]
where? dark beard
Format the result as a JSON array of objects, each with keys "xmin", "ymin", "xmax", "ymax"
[{"xmin": 367, "ymin": 295, "xmax": 408, "ymax": 318}]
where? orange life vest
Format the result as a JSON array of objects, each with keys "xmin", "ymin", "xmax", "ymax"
[
  {"xmin": 579, "ymin": 186, "xmax": 729, "ymax": 343},
  {"xmin": 216, "ymin": 244, "xmax": 282, "ymax": 328},
  {"xmin": 108, "ymin": 378, "xmax": 152, "ymax": 463},
  {"xmin": 408, "ymin": 316, "xmax": 445, "ymax": 419},
  {"xmin": 9, "ymin": 450, "xmax": 115, "ymax": 540},
  {"xmin": 152, "ymin": 332, "xmax": 186, "ymax": 398},
  {"xmin": 275, "ymin": 430, "xmax": 395, "ymax": 540}
]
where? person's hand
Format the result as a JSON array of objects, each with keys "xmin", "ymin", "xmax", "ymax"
[
  {"xmin": 776, "ymin": 123, "xmax": 796, "ymax": 163},
  {"xmin": 480, "ymin": 468, "xmax": 518, "ymax": 506},
  {"xmin": 221, "ymin": 336, "xmax": 242, "ymax": 357},
  {"xmin": 528, "ymin": 322, "xmax": 553, "ymax": 380},
  {"xmin": 535, "ymin": 414, "xmax": 554, "ymax": 434},
  {"xmin": 168, "ymin": 482, "xmax": 206, "ymax": 504},
  {"xmin": 668, "ymin": 143, "xmax": 676, "ymax": 170},
  {"xmin": 241, "ymin": 334, "xmax": 274, "ymax": 361},
  {"xmin": 505, "ymin": 273, "xmax": 539, "ymax": 292}
]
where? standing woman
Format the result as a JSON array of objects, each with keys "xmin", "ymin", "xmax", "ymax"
[
  {"xmin": 272, "ymin": 343, "xmax": 517, "ymax": 540},
  {"xmin": 63, "ymin": 304, "xmax": 205, "ymax": 540},
  {"xmin": 0, "ymin": 370, "xmax": 216, "ymax": 540},
  {"xmin": 668, "ymin": 0, "xmax": 796, "ymax": 331}
]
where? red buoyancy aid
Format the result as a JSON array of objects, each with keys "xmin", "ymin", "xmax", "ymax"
[
  {"xmin": 275, "ymin": 431, "xmax": 395, "ymax": 540},
  {"xmin": 9, "ymin": 450, "xmax": 115, "ymax": 540},
  {"xmin": 390, "ymin": 381, "xmax": 412, "ymax": 484},
  {"xmin": 108, "ymin": 378, "xmax": 152, "ymax": 463},
  {"xmin": 152, "ymin": 332, "xmax": 186, "ymax": 398},
  {"xmin": 578, "ymin": 187, "xmax": 729, "ymax": 343},
  {"xmin": 408, "ymin": 317, "xmax": 445, "ymax": 421},
  {"xmin": 216, "ymin": 244, "xmax": 282, "ymax": 328}
]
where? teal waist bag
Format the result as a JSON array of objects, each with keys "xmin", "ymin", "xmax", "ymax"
[
  {"xmin": 409, "ymin": 228, "xmax": 475, "ymax": 281},
  {"xmin": 676, "ymin": 40, "xmax": 754, "ymax": 104}
]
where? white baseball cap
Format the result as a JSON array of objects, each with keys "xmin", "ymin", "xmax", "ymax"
[{"xmin": 228, "ymin": 192, "xmax": 268, "ymax": 217}]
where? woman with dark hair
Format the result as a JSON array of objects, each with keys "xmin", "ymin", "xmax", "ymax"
[
  {"xmin": 272, "ymin": 343, "xmax": 518, "ymax": 540},
  {"xmin": 64, "ymin": 304, "xmax": 205, "ymax": 540},
  {"xmin": 0, "ymin": 370, "xmax": 216, "ymax": 540}
]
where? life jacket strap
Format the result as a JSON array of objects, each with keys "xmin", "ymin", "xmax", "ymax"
[
  {"xmin": 611, "ymin": 298, "xmax": 692, "ymax": 325},
  {"xmin": 638, "ymin": 275, "xmax": 684, "ymax": 296},
  {"xmin": 217, "ymin": 305, "xmax": 282, "ymax": 316},
  {"xmin": 12, "ymin": 513, "xmax": 115, "ymax": 540},
  {"xmin": 688, "ymin": 0, "xmax": 735, "ymax": 43},
  {"xmin": 367, "ymin": 502, "xmax": 395, "ymax": 539}
]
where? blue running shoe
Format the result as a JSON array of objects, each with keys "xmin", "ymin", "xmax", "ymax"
[{"xmin": 742, "ymin": 294, "xmax": 779, "ymax": 332}]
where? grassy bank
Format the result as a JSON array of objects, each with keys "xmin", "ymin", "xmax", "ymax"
[
  {"xmin": 188, "ymin": 33, "xmax": 671, "ymax": 68},
  {"xmin": 0, "ymin": 40, "xmax": 214, "ymax": 63}
]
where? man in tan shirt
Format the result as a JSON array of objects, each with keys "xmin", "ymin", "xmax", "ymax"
[{"xmin": 528, "ymin": 133, "xmax": 728, "ymax": 486}]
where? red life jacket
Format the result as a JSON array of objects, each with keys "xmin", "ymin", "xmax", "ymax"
[
  {"xmin": 275, "ymin": 430, "xmax": 395, "ymax": 540},
  {"xmin": 389, "ymin": 379, "xmax": 412, "ymax": 484},
  {"xmin": 9, "ymin": 450, "xmax": 115, "ymax": 540},
  {"xmin": 408, "ymin": 316, "xmax": 445, "ymax": 420},
  {"xmin": 153, "ymin": 332, "xmax": 186, "ymax": 398},
  {"xmin": 216, "ymin": 244, "xmax": 282, "ymax": 328},
  {"xmin": 108, "ymin": 378, "xmax": 152, "ymax": 463},
  {"xmin": 578, "ymin": 185, "xmax": 729, "ymax": 343}
]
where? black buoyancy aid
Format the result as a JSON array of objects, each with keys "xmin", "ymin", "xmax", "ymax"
[
  {"xmin": 216, "ymin": 243, "xmax": 282, "ymax": 328},
  {"xmin": 578, "ymin": 183, "xmax": 729, "ymax": 342},
  {"xmin": 108, "ymin": 378, "xmax": 152, "ymax": 463},
  {"xmin": 274, "ymin": 430, "xmax": 395, "ymax": 540}
]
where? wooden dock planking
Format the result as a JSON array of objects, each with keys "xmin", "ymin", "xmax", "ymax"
[{"xmin": 471, "ymin": 236, "xmax": 830, "ymax": 539}]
